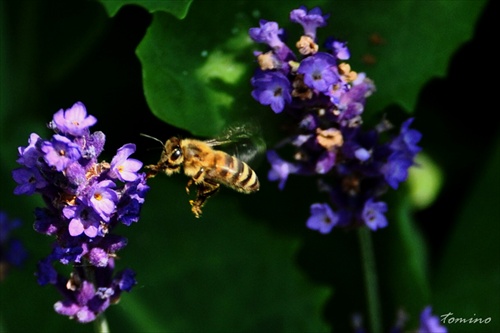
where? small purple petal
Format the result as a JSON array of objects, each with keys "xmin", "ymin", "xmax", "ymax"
[
  {"xmin": 267, "ymin": 150, "xmax": 299, "ymax": 190},
  {"xmin": 51, "ymin": 102, "xmax": 97, "ymax": 136},
  {"xmin": 362, "ymin": 199, "xmax": 388, "ymax": 230},
  {"xmin": 306, "ymin": 203, "xmax": 338, "ymax": 234},
  {"xmin": 290, "ymin": 6, "xmax": 329, "ymax": 39},
  {"xmin": 251, "ymin": 70, "xmax": 292, "ymax": 113},
  {"xmin": 298, "ymin": 52, "xmax": 339, "ymax": 92},
  {"xmin": 110, "ymin": 144, "xmax": 143, "ymax": 182},
  {"xmin": 249, "ymin": 20, "xmax": 285, "ymax": 49},
  {"xmin": 12, "ymin": 167, "xmax": 47, "ymax": 195},
  {"xmin": 418, "ymin": 306, "xmax": 447, "ymax": 333},
  {"xmin": 41, "ymin": 135, "xmax": 81, "ymax": 171},
  {"xmin": 68, "ymin": 219, "xmax": 85, "ymax": 237},
  {"xmin": 89, "ymin": 247, "xmax": 109, "ymax": 267}
]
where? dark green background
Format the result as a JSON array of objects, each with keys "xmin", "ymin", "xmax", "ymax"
[{"xmin": 1, "ymin": 1, "xmax": 498, "ymax": 332}]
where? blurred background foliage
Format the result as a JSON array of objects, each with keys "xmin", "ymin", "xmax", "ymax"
[{"xmin": 0, "ymin": 0, "xmax": 498, "ymax": 332}]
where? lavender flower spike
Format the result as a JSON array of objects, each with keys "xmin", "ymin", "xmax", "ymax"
[
  {"xmin": 290, "ymin": 6, "xmax": 330, "ymax": 40},
  {"xmin": 249, "ymin": 6, "xmax": 422, "ymax": 233},
  {"xmin": 13, "ymin": 102, "xmax": 149, "ymax": 323}
]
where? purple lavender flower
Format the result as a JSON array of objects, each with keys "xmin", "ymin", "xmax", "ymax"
[
  {"xmin": 109, "ymin": 143, "xmax": 143, "ymax": 182},
  {"xmin": 0, "ymin": 212, "xmax": 28, "ymax": 280},
  {"xmin": 50, "ymin": 261, "xmax": 137, "ymax": 323},
  {"xmin": 54, "ymin": 280, "xmax": 106, "ymax": 323},
  {"xmin": 81, "ymin": 131, "xmax": 106, "ymax": 162},
  {"xmin": 297, "ymin": 52, "xmax": 339, "ymax": 92},
  {"xmin": 361, "ymin": 199, "xmax": 388, "ymax": 230},
  {"xmin": 306, "ymin": 203, "xmax": 338, "ymax": 234},
  {"xmin": 251, "ymin": 71, "xmax": 292, "ymax": 113},
  {"xmin": 315, "ymin": 150, "xmax": 336, "ymax": 174},
  {"xmin": 390, "ymin": 118, "xmax": 422, "ymax": 157},
  {"xmin": 117, "ymin": 173, "xmax": 150, "ymax": 226},
  {"xmin": 330, "ymin": 40, "xmax": 350, "ymax": 60},
  {"xmin": 89, "ymin": 247, "xmax": 109, "ymax": 267},
  {"xmin": 63, "ymin": 202, "xmax": 102, "ymax": 238},
  {"xmin": 33, "ymin": 208, "xmax": 59, "ymax": 236},
  {"xmin": 250, "ymin": 7, "xmax": 422, "ymax": 233},
  {"xmin": 12, "ymin": 102, "xmax": 148, "ymax": 322},
  {"xmin": 51, "ymin": 101, "xmax": 97, "ymax": 137},
  {"xmin": 290, "ymin": 6, "xmax": 329, "ymax": 40},
  {"xmin": 16, "ymin": 133, "xmax": 42, "ymax": 168},
  {"xmin": 42, "ymin": 134, "xmax": 81, "ymax": 171},
  {"xmin": 88, "ymin": 180, "xmax": 118, "ymax": 222},
  {"xmin": 267, "ymin": 150, "xmax": 300, "ymax": 190},
  {"xmin": 36, "ymin": 258, "xmax": 58, "ymax": 286},
  {"xmin": 354, "ymin": 307, "xmax": 446, "ymax": 333},
  {"xmin": 52, "ymin": 243, "xmax": 86, "ymax": 265},
  {"xmin": 12, "ymin": 167, "xmax": 48, "ymax": 195},
  {"xmin": 382, "ymin": 151, "xmax": 414, "ymax": 190},
  {"xmin": 418, "ymin": 306, "xmax": 447, "ymax": 333},
  {"xmin": 249, "ymin": 20, "xmax": 285, "ymax": 50},
  {"xmin": 335, "ymin": 76, "xmax": 376, "ymax": 123},
  {"xmin": 115, "ymin": 268, "xmax": 137, "ymax": 292}
]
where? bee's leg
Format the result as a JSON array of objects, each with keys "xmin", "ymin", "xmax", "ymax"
[
  {"xmin": 186, "ymin": 167, "xmax": 205, "ymax": 194},
  {"xmin": 144, "ymin": 164, "xmax": 159, "ymax": 179},
  {"xmin": 185, "ymin": 179, "xmax": 194, "ymax": 194},
  {"xmin": 189, "ymin": 181, "xmax": 220, "ymax": 218}
]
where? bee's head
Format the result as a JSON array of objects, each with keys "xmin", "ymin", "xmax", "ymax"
[{"xmin": 161, "ymin": 136, "xmax": 183, "ymax": 174}]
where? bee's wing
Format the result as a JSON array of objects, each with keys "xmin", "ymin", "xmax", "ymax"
[{"xmin": 205, "ymin": 124, "xmax": 266, "ymax": 166}]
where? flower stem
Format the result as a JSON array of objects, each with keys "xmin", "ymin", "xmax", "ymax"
[
  {"xmin": 358, "ymin": 227, "xmax": 382, "ymax": 333},
  {"xmin": 94, "ymin": 313, "xmax": 110, "ymax": 333}
]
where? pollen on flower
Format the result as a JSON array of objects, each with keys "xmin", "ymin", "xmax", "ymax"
[
  {"xmin": 257, "ymin": 52, "xmax": 278, "ymax": 70},
  {"xmin": 58, "ymin": 150, "xmax": 66, "ymax": 156},
  {"xmin": 338, "ymin": 63, "xmax": 357, "ymax": 82},
  {"xmin": 288, "ymin": 61, "xmax": 300, "ymax": 73},
  {"xmin": 316, "ymin": 128, "xmax": 343, "ymax": 151},
  {"xmin": 94, "ymin": 193, "xmax": 102, "ymax": 201},
  {"xmin": 61, "ymin": 193, "xmax": 77, "ymax": 205},
  {"xmin": 296, "ymin": 35, "xmax": 318, "ymax": 55}
]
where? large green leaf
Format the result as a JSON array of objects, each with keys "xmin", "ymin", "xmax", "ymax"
[
  {"xmin": 137, "ymin": 0, "xmax": 487, "ymax": 137},
  {"xmin": 325, "ymin": 0, "xmax": 488, "ymax": 114},
  {"xmin": 136, "ymin": 2, "xmax": 258, "ymax": 137},
  {"xmin": 99, "ymin": 0, "xmax": 192, "ymax": 18},
  {"xmin": 432, "ymin": 133, "xmax": 500, "ymax": 333}
]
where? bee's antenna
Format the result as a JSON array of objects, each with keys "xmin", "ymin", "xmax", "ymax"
[{"xmin": 140, "ymin": 133, "xmax": 165, "ymax": 148}]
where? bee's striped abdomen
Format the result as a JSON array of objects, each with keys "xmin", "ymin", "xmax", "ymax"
[{"xmin": 208, "ymin": 151, "xmax": 259, "ymax": 193}]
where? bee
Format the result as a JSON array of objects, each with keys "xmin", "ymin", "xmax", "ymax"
[{"xmin": 142, "ymin": 126, "xmax": 262, "ymax": 218}]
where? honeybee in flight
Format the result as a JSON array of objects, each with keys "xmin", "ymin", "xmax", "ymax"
[{"xmin": 143, "ymin": 126, "xmax": 263, "ymax": 218}]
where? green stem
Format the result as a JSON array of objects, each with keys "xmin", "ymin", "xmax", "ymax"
[
  {"xmin": 94, "ymin": 313, "xmax": 110, "ymax": 333},
  {"xmin": 358, "ymin": 227, "xmax": 382, "ymax": 333}
]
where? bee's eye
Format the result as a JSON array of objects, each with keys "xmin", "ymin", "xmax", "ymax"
[{"xmin": 170, "ymin": 147, "xmax": 182, "ymax": 161}]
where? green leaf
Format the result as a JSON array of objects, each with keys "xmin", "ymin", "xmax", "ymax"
[
  {"xmin": 432, "ymin": 133, "xmax": 500, "ymax": 333},
  {"xmin": 326, "ymin": 0, "xmax": 488, "ymax": 114},
  {"xmin": 99, "ymin": 0, "xmax": 192, "ymax": 18},
  {"xmin": 137, "ymin": 0, "xmax": 487, "ymax": 137},
  {"xmin": 136, "ymin": 2, "xmax": 257, "ymax": 137}
]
